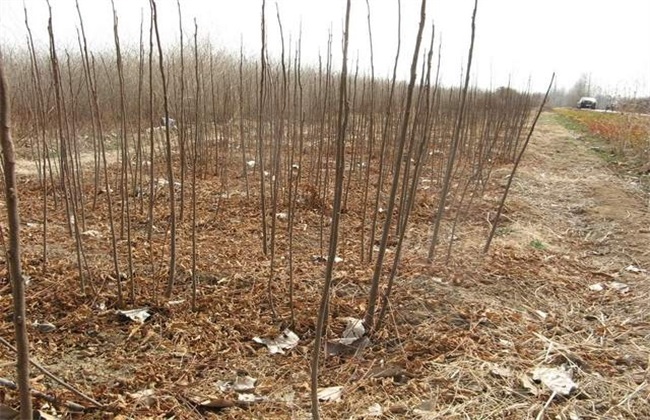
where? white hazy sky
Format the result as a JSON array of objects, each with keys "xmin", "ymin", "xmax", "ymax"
[{"xmin": 1, "ymin": 0, "xmax": 649, "ymax": 96}]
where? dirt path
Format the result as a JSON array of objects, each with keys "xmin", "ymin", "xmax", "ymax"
[
  {"xmin": 484, "ymin": 112, "xmax": 650, "ymax": 418},
  {"xmin": 393, "ymin": 111, "xmax": 649, "ymax": 419},
  {"xmin": 12, "ymin": 129, "xmax": 172, "ymax": 177},
  {"xmin": 13, "ymin": 149, "xmax": 120, "ymax": 177},
  {"xmin": 504, "ymin": 112, "xmax": 650, "ymax": 264}
]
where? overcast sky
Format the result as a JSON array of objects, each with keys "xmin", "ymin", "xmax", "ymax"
[{"xmin": 1, "ymin": 0, "xmax": 649, "ymax": 96}]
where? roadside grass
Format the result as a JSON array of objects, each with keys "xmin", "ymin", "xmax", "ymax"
[
  {"xmin": 553, "ymin": 107, "xmax": 650, "ymax": 194},
  {"xmin": 553, "ymin": 108, "xmax": 650, "ymax": 164},
  {"xmin": 552, "ymin": 109, "xmax": 588, "ymax": 134}
]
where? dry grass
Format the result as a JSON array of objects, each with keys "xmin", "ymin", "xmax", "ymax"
[
  {"xmin": 554, "ymin": 108, "xmax": 650, "ymax": 167},
  {"xmin": 0, "ymin": 112, "xmax": 648, "ymax": 419}
]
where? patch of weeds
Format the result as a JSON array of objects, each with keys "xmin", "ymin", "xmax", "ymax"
[
  {"xmin": 552, "ymin": 111, "xmax": 586, "ymax": 133},
  {"xmin": 495, "ymin": 226, "xmax": 513, "ymax": 237},
  {"xmin": 554, "ymin": 108, "xmax": 650, "ymax": 160},
  {"xmin": 552, "ymin": 110, "xmax": 625, "ymax": 164},
  {"xmin": 529, "ymin": 239, "xmax": 546, "ymax": 250},
  {"xmin": 590, "ymin": 146, "xmax": 620, "ymax": 164}
]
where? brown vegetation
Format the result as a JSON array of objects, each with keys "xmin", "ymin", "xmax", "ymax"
[{"xmin": 2, "ymin": 1, "xmax": 646, "ymax": 419}]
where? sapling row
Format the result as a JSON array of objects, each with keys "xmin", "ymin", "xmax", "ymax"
[{"xmin": 5, "ymin": 0, "xmax": 542, "ymax": 360}]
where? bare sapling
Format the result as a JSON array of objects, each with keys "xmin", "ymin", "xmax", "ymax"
[
  {"xmin": 310, "ymin": 1, "xmax": 352, "ymax": 418},
  {"xmin": 146, "ymin": 11, "xmax": 156, "ymax": 243},
  {"xmin": 21, "ymin": 24, "xmax": 44, "ymax": 188},
  {"xmin": 150, "ymin": 0, "xmax": 178, "ymax": 299},
  {"xmin": 45, "ymin": 0, "xmax": 73, "ymax": 239},
  {"xmin": 368, "ymin": 0, "xmax": 402, "ymax": 263},
  {"xmin": 177, "ymin": 0, "xmax": 187, "ymax": 222},
  {"xmin": 74, "ymin": 0, "xmax": 99, "ymax": 211},
  {"xmin": 427, "ymin": 0, "xmax": 478, "ymax": 262},
  {"xmin": 316, "ymin": 32, "xmax": 333, "ymax": 257},
  {"xmin": 65, "ymin": 51, "xmax": 88, "ymax": 232},
  {"xmin": 360, "ymin": 0, "xmax": 376, "ymax": 262},
  {"xmin": 266, "ymin": 4, "xmax": 290, "ymax": 319},
  {"xmin": 23, "ymin": 5, "xmax": 49, "ymax": 265},
  {"xmin": 0, "ymin": 51, "xmax": 33, "ymax": 420},
  {"xmin": 376, "ymin": 22, "xmax": 435, "ymax": 332},
  {"xmin": 208, "ymin": 53, "xmax": 218, "ymax": 179},
  {"xmin": 287, "ymin": 35, "xmax": 305, "ymax": 328},
  {"xmin": 135, "ymin": 11, "xmax": 145, "ymax": 215},
  {"xmin": 239, "ymin": 40, "xmax": 250, "ymax": 199},
  {"xmin": 257, "ymin": 0, "xmax": 269, "ymax": 255},
  {"xmin": 365, "ymin": 0, "xmax": 427, "ymax": 333},
  {"xmin": 89, "ymin": 54, "xmax": 124, "ymax": 307},
  {"xmin": 75, "ymin": 0, "xmax": 123, "ymax": 305},
  {"xmin": 46, "ymin": 0, "xmax": 90, "ymax": 294},
  {"xmin": 62, "ymin": 51, "xmax": 90, "ymax": 295},
  {"xmin": 342, "ymin": 59, "xmax": 360, "ymax": 210},
  {"xmin": 191, "ymin": 18, "xmax": 200, "ymax": 311},
  {"xmin": 111, "ymin": 0, "xmax": 135, "ymax": 301},
  {"xmin": 483, "ymin": 73, "xmax": 555, "ymax": 253}
]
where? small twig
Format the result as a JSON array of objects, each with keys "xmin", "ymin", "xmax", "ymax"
[
  {"xmin": 342, "ymin": 358, "xmax": 377, "ymax": 396},
  {"xmin": 543, "ymin": 340, "xmax": 554, "ymax": 363},
  {"xmin": 535, "ymin": 390, "xmax": 556, "ymax": 420},
  {"xmin": 0, "ymin": 377, "xmax": 85, "ymax": 412},
  {"xmin": 615, "ymin": 380, "xmax": 647, "ymax": 409},
  {"xmin": 590, "ymin": 270, "xmax": 617, "ymax": 279},
  {"xmin": 0, "ymin": 336, "xmax": 103, "ymax": 407}
]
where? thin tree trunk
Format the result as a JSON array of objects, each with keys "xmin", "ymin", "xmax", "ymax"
[
  {"xmin": 177, "ymin": 0, "xmax": 186, "ymax": 222},
  {"xmin": 368, "ymin": 0, "xmax": 402, "ymax": 262},
  {"xmin": 146, "ymin": 12, "xmax": 156, "ymax": 243},
  {"xmin": 310, "ymin": 1, "xmax": 351, "ymax": 418},
  {"xmin": 239, "ymin": 40, "xmax": 250, "ymax": 199},
  {"xmin": 191, "ymin": 18, "xmax": 200, "ymax": 311},
  {"xmin": 89, "ymin": 54, "xmax": 123, "ymax": 308},
  {"xmin": 365, "ymin": 0, "xmax": 428, "ymax": 332},
  {"xmin": 150, "ymin": 0, "xmax": 178, "ymax": 299},
  {"xmin": 23, "ymin": 6, "xmax": 49, "ymax": 265},
  {"xmin": 258, "ymin": 0, "xmax": 269, "ymax": 255},
  {"xmin": 135, "ymin": 12, "xmax": 145, "ymax": 215},
  {"xmin": 266, "ymin": 3, "xmax": 288, "ymax": 319},
  {"xmin": 360, "ymin": 0, "xmax": 375, "ymax": 262},
  {"xmin": 484, "ymin": 74, "xmax": 555, "ymax": 253},
  {"xmin": 427, "ymin": 0, "xmax": 478, "ymax": 262},
  {"xmin": 0, "ymin": 51, "xmax": 33, "ymax": 420},
  {"xmin": 111, "ymin": 0, "xmax": 135, "ymax": 301}
]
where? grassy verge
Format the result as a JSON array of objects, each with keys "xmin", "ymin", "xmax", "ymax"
[
  {"xmin": 553, "ymin": 108, "xmax": 650, "ymax": 194},
  {"xmin": 553, "ymin": 108, "xmax": 650, "ymax": 164}
]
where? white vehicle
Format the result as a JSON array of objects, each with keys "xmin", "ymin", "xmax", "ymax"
[{"xmin": 577, "ymin": 97, "xmax": 597, "ymax": 110}]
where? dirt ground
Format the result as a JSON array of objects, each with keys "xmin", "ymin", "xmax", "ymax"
[
  {"xmin": 433, "ymin": 111, "xmax": 650, "ymax": 418},
  {"xmin": 0, "ymin": 111, "xmax": 648, "ymax": 419}
]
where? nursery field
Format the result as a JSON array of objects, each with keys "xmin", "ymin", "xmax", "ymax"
[
  {"xmin": 1, "ymin": 110, "xmax": 649, "ymax": 419},
  {"xmin": 1, "ymin": 0, "xmax": 649, "ymax": 418}
]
